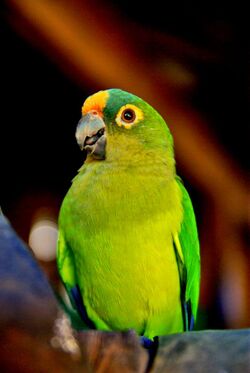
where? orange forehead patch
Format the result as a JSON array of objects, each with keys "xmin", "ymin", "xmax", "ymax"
[{"xmin": 82, "ymin": 90, "xmax": 109, "ymax": 116}]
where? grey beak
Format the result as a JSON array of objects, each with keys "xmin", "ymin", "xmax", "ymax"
[{"xmin": 76, "ymin": 112, "xmax": 106, "ymax": 160}]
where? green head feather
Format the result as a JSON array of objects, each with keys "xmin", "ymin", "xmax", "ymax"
[{"xmin": 81, "ymin": 88, "xmax": 175, "ymax": 170}]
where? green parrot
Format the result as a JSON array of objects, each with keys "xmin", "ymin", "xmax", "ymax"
[{"xmin": 57, "ymin": 88, "xmax": 200, "ymax": 343}]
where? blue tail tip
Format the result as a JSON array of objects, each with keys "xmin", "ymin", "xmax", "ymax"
[
  {"xmin": 140, "ymin": 336, "xmax": 155, "ymax": 349},
  {"xmin": 190, "ymin": 315, "xmax": 195, "ymax": 331}
]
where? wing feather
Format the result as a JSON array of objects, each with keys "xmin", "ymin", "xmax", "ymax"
[
  {"xmin": 57, "ymin": 231, "xmax": 93, "ymax": 329},
  {"xmin": 174, "ymin": 177, "xmax": 200, "ymax": 329}
]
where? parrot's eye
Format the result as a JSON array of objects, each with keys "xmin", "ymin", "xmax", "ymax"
[
  {"xmin": 115, "ymin": 104, "xmax": 144, "ymax": 129},
  {"xmin": 121, "ymin": 109, "xmax": 136, "ymax": 123}
]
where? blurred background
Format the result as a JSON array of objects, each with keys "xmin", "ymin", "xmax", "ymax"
[{"xmin": 0, "ymin": 0, "xmax": 249, "ymax": 333}]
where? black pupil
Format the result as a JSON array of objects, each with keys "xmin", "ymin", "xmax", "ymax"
[{"xmin": 123, "ymin": 109, "xmax": 135, "ymax": 122}]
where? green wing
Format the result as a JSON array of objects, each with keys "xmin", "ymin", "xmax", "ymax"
[
  {"xmin": 174, "ymin": 177, "xmax": 200, "ymax": 330},
  {"xmin": 57, "ymin": 230, "xmax": 77, "ymax": 292},
  {"xmin": 57, "ymin": 230, "xmax": 92, "ymax": 329}
]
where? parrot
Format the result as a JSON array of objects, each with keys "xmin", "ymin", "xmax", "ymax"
[{"xmin": 57, "ymin": 88, "xmax": 200, "ymax": 349}]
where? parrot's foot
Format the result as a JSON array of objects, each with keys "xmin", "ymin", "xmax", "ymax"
[{"xmin": 140, "ymin": 336, "xmax": 159, "ymax": 372}]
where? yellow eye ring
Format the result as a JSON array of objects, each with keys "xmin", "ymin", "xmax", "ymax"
[{"xmin": 115, "ymin": 104, "xmax": 144, "ymax": 129}]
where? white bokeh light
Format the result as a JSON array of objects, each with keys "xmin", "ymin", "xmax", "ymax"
[{"xmin": 29, "ymin": 219, "xmax": 58, "ymax": 261}]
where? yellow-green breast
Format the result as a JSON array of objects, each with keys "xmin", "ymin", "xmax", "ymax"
[{"xmin": 60, "ymin": 159, "xmax": 184, "ymax": 339}]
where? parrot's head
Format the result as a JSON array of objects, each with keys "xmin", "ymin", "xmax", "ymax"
[{"xmin": 76, "ymin": 89, "xmax": 174, "ymax": 168}]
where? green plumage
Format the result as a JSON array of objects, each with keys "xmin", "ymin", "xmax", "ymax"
[{"xmin": 57, "ymin": 89, "xmax": 200, "ymax": 339}]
